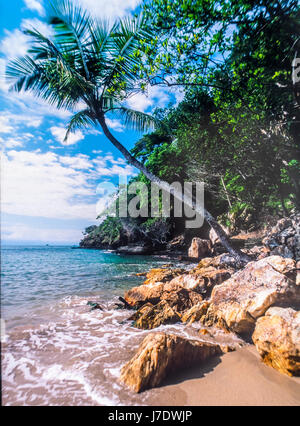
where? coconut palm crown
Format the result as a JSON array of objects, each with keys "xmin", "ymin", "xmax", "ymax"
[{"xmin": 6, "ymin": 0, "xmax": 157, "ymax": 163}]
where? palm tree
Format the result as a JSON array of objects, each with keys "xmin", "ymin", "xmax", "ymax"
[{"xmin": 6, "ymin": 0, "xmax": 249, "ymax": 263}]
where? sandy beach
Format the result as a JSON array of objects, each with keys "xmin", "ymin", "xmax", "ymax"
[{"xmin": 149, "ymin": 346, "xmax": 300, "ymax": 406}]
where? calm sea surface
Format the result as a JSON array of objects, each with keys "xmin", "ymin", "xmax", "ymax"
[
  {"xmin": 1, "ymin": 246, "xmax": 175, "ymax": 327},
  {"xmin": 2, "ymin": 245, "xmax": 201, "ymax": 406}
]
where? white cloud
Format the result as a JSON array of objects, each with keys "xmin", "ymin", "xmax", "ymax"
[
  {"xmin": 0, "ymin": 29, "xmax": 28, "ymax": 59},
  {"xmin": 1, "ymin": 150, "xmax": 96, "ymax": 220},
  {"xmin": 2, "ymin": 223, "xmax": 83, "ymax": 243},
  {"xmin": 21, "ymin": 18, "xmax": 52, "ymax": 37},
  {"xmin": 0, "ymin": 112, "xmax": 43, "ymax": 150},
  {"xmin": 78, "ymin": 0, "xmax": 141, "ymax": 20},
  {"xmin": 58, "ymin": 154, "xmax": 92, "ymax": 170},
  {"xmin": 0, "ymin": 137, "xmax": 23, "ymax": 150},
  {"xmin": 50, "ymin": 126, "xmax": 84, "ymax": 145},
  {"xmin": 0, "ymin": 116, "xmax": 14, "ymax": 134},
  {"xmin": 126, "ymin": 92, "xmax": 153, "ymax": 112},
  {"xmin": 1, "ymin": 149, "xmax": 136, "ymax": 223},
  {"xmin": 0, "ymin": 111, "xmax": 43, "ymax": 130},
  {"xmin": 125, "ymin": 85, "xmax": 173, "ymax": 112},
  {"xmin": 105, "ymin": 118, "xmax": 125, "ymax": 132},
  {"xmin": 23, "ymin": 0, "xmax": 45, "ymax": 16}
]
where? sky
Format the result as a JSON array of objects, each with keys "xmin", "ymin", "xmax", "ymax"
[{"xmin": 0, "ymin": 0, "xmax": 183, "ymax": 245}]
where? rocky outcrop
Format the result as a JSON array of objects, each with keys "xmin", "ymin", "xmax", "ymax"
[
  {"xmin": 128, "ymin": 300, "xmax": 181, "ymax": 329},
  {"xmin": 124, "ymin": 281, "xmax": 166, "ymax": 307},
  {"xmin": 204, "ymin": 256, "xmax": 299, "ymax": 335},
  {"xmin": 197, "ymin": 254, "xmax": 237, "ymax": 270},
  {"xmin": 143, "ymin": 268, "xmax": 185, "ymax": 285},
  {"xmin": 160, "ymin": 286, "xmax": 204, "ymax": 312},
  {"xmin": 181, "ymin": 301, "xmax": 210, "ymax": 324},
  {"xmin": 188, "ymin": 238, "xmax": 212, "ymax": 258},
  {"xmin": 124, "ymin": 278, "xmax": 203, "ymax": 310},
  {"xmin": 262, "ymin": 213, "xmax": 300, "ymax": 260},
  {"xmin": 120, "ymin": 332, "xmax": 223, "ymax": 392},
  {"xmin": 169, "ymin": 266, "xmax": 231, "ymax": 297},
  {"xmin": 252, "ymin": 307, "xmax": 300, "ymax": 376},
  {"xmin": 166, "ymin": 234, "xmax": 186, "ymax": 252}
]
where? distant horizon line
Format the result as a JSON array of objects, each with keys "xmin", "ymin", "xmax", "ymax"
[{"xmin": 1, "ymin": 241, "xmax": 80, "ymax": 246}]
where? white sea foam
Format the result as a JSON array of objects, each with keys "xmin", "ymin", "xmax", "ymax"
[{"xmin": 1, "ymin": 295, "xmax": 158, "ymax": 406}]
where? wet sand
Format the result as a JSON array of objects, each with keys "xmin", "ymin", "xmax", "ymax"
[{"xmin": 150, "ymin": 346, "xmax": 300, "ymax": 406}]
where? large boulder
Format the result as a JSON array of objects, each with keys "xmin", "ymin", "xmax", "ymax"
[
  {"xmin": 127, "ymin": 300, "xmax": 181, "ymax": 329},
  {"xmin": 188, "ymin": 238, "xmax": 212, "ymax": 258},
  {"xmin": 204, "ymin": 256, "xmax": 299, "ymax": 335},
  {"xmin": 169, "ymin": 267, "xmax": 231, "ymax": 297},
  {"xmin": 252, "ymin": 307, "xmax": 300, "ymax": 376},
  {"xmin": 124, "ymin": 281, "xmax": 165, "ymax": 307},
  {"xmin": 124, "ymin": 279, "xmax": 203, "ymax": 310},
  {"xmin": 120, "ymin": 332, "xmax": 223, "ymax": 392}
]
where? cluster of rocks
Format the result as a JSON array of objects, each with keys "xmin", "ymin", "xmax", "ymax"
[
  {"xmin": 119, "ymin": 250, "xmax": 300, "ymax": 392},
  {"xmin": 261, "ymin": 212, "xmax": 300, "ymax": 260}
]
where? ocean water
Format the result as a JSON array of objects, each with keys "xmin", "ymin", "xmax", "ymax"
[
  {"xmin": 1, "ymin": 246, "xmax": 241, "ymax": 406},
  {"xmin": 1, "ymin": 246, "xmax": 191, "ymax": 406},
  {"xmin": 1, "ymin": 246, "xmax": 176, "ymax": 328}
]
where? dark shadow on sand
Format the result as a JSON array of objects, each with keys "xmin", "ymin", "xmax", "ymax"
[{"xmin": 159, "ymin": 354, "xmax": 223, "ymax": 388}]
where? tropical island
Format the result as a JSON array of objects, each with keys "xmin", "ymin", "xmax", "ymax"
[{"xmin": 2, "ymin": 0, "xmax": 300, "ymax": 407}]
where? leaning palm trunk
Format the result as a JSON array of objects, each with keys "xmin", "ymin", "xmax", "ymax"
[
  {"xmin": 98, "ymin": 114, "xmax": 250, "ymax": 264},
  {"xmin": 6, "ymin": 0, "xmax": 250, "ymax": 264}
]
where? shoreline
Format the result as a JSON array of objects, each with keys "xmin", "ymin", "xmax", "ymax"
[
  {"xmin": 148, "ymin": 345, "xmax": 300, "ymax": 406},
  {"xmin": 2, "ymin": 246, "xmax": 300, "ymax": 406}
]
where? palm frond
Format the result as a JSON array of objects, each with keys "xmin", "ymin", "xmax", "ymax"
[
  {"xmin": 24, "ymin": 27, "xmax": 94, "ymax": 90},
  {"xmin": 64, "ymin": 108, "xmax": 97, "ymax": 141},
  {"xmin": 111, "ymin": 107, "xmax": 159, "ymax": 132},
  {"xmin": 48, "ymin": 0, "xmax": 92, "ymax": 79},
  {"xmin": 102, "ymin": 13, "xmax": 154, "ymax": 93}
]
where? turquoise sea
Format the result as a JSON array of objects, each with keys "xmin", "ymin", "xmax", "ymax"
[{"xmin": 1, "ymin": 245, "xmax": 174, "ymax": 328}]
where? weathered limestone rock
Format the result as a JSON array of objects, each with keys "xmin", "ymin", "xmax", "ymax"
[
  {"xmin": 143, "ymin": 268, "xmax": 185, "ymax": 285},
  {"xmin": 128, "ymin": 300, "xmax": 181, "ymax": 329},
  {"xmin": 120, "ymin": 332, "xmax": 223, "ymax": 392},
  {"xmin": 127, "ymin": 302, "xmax": 154, "ymax": 321},
  {"xmin": 188, "ymin": 238, "xmax": 212, "ymax": 258},
  {"xmin": 204, "ymin": 256, "xmax": 299, "ymax": 335},
  {"xmin": 181, "ymin": 301, "xmax": 210, "ymax": 324},
  {"xmin": 124, "ymin": 279, "xmax": 203, "ymax": 310},
  {"xmin": 169, "ymin": 267, "xmax": 231, "ymax": 297},
  {"xmin": 197, "ymin": 254, "xmax": 237, "ymax": 270},
  {"xmin": 160, "ymin": 286, "xmax": 203, "ymax": 312},
  {"xmin": 124, "ymin": 282, "xmax": 165, "ymax": 307},
  {"xmin": 252, "ymin": 307, "xmax": 300, "ymax": 376}
]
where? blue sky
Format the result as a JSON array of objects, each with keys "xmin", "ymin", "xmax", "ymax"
[{"xmin": 0, "ymin": 0, "xmax": 183, "ymax": 245}]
